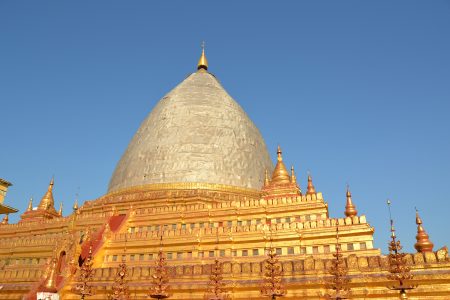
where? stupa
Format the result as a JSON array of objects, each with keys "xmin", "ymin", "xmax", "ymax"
[{"xmin": 0, "ymin": 47, "xmax": 449, "ymax": 299}]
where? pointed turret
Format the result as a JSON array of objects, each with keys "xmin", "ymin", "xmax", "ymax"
[
  {"xmin": 264, "ymin": 169, "xmax": 270, "ymax": 187},
  {"xmin": 58, "ymin": 202, "xmax": 63, "ymax": 216},
  {"xmin": 38, "ymin": 178, "xmax": 56, "ymax": 211},
  {"xmin": 41, "ymin": 257, "xmax": 58, "ymax": 293},
  {"xmin": 197, "ymin": 41, "xmax": 208, "ymax": 71},
  {"xmin": 27, "ymin": 197, "xmax": 33, "ymax": 212},
  {"xmin": 20, "ymin": 179, "xmax": 59, "ymax": 222},
  {"xmin": 262, "ymin": 146, "xmax": 301, "ymax": 196},
  {"xmin": 290, "ymin": 166, "xmax": 297, "ymax": 184},
  {"xmin": 414, "ymin": 209, "xmax": 434, "ymax": 253},
  {"xmin": 271, "ymin": 146, "xmax": 291, "ymax": 185},
  {"xmin": 306, "ymin": 174, "xmax": 316, "ymax": 195},
  {"xmin": 344, "ymin": 186, "xmax": 358, "ymax": 217},
  {"xmin": 291, "ymin": 166, "xmax": 302, "ymax": 195}
]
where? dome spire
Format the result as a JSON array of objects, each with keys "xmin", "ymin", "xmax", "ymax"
[
  {"xmin": 197, "ymin": 41, "xmax": 208, "ymax": 71},
  {"xmin": 414, "ymin": 208, "xmax": 434, "ymax": 253},
  {"xmin": 344, "ymin": 185, "xmax": 358, "ymax": 217},
  {"xmin": 306, "ymin": 172, "xmax": 316, "ymax": 195}
]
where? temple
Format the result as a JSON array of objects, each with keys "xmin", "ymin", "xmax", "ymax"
[{"xmin": 0, "ymin": 48, "xmax": 449, "ymax": 300}]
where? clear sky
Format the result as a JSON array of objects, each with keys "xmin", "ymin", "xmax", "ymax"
[{"xmin": 1, "ymin": 1, "xmax": 449, "ymax": 254}]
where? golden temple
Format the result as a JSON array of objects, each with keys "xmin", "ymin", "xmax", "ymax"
[{"xmin": 0, "ymin": 48, "xmax": 449, "ymax": 300}]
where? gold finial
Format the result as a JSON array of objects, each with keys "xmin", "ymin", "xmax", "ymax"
[
  {"xmin": 277, "ymin": 145, "xmax": 282, "ymax": 162},
  {"xmin": 344, "ymin": 185, "xmax": 358, "ymax": 217},
  {"xmin": 58, "ymin": 202, "xmax": 63, "ymax": 216},
  {"xmin": 290, "ymin": 166, "xmax": 297, "ymax": 184},
  {"xmin": 73, "ymin": 196, "xmax": 79, "ymax": 212},
  {"xmin": 37, "ymin": 178, "xmax": 56, "ymax": 211},
  {"xmin": 414, "ymin": 208, "xmax": 434, "ymax": 253},
  {"xmin": 306, "ymin": 173, "xmax": 316, "ymax": 195},
  {"xmin": 387, "ymin": 200, "xmax": 396, "ymax": 238},
  {"xmin": 197, "ymin": 41, "xmax": 208, "ymax": 71},
  {"xmin": 42, "ymin": 257, "xmax": 58, "ymax": 292},
  {"xmin": 271, "ymin": 146, "xmax": 291, "ymax": 185},
  {"xmin": 27, "ymin": 197, "xmax": 33, "ymax": 212}
]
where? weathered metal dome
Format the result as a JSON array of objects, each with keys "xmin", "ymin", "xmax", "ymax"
[{"xmin": 108, "ymin": 69, "xmax": 273, "ymax": 193}]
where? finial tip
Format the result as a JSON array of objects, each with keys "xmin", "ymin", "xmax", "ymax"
[{"xmin": 197, "ymin": 41, "xmax": 208, "ymax": 70}]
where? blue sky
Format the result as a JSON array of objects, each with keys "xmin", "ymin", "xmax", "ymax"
[{"xmin": 1, "ymin": 1, "xmax": 449, "ymax": 253}]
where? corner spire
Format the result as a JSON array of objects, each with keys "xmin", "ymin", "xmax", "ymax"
[
  {"xmin": 264, "ymin": 169, "xmax": 270, "ymax": 187},
  {"xmin": 27, "ymin": 197, "xmax": 33, "ymax": 212},
  {"xmin": 290, "ymin": 166, "xmax": 297, "ymax": 184},
  {"xmin": 344, "ymin": 185, "xmax": 358, "ymax": 217},
  {"xmin": 197, "ymin": 41, "xmax": 208, "ymax": 71},
  {"xmin": 306, "ymin": 173, "xmax": 316, "ymax": 195},
  {"xmin": 414, "ymin": 208, "xmax": 434, "ymax": 253},
  {"xmin": 58, "ymin": 202, "xmax": 63, "ymax": 216}
]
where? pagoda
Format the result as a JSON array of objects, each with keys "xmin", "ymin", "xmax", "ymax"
[{"xmin": 0, "ymin": 47, "xmax": 449, "ymax": 299}]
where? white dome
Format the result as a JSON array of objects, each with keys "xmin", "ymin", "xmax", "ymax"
[{"xmin": 108, "ymin": 70, "xmax": 273, "ymax": 193}]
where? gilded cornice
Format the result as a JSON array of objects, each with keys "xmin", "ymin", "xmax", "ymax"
[{"xmin": 105, "ymin": 182, "xmax": 262, "ymax": 197}]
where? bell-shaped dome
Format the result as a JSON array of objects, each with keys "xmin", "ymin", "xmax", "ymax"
[{"xmin": 108, "ymin": 70, "xmax": 273, "ymax": 193}]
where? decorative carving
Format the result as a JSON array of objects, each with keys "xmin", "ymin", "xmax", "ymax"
[
  {"xmin": 424, "ymin": 252, "xmax": 436, "ymax": 263},
  {"xmin": 346, "ymin": 255, "xmax": 358, "ymax": 270},
  {"xmin": 436, "ymin": 246, "xmax": 448, "ymax": 261},
  {"xmin": 357, "ymin": 257, "xmax": 368, "ymax": 269},
  {"xmin": 304, "ymin": 256, "xmax": 315, "ymax": 271},
  {"xmin": 232, "ymin": 263, "xmax": 241, "ymax": 274}
]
